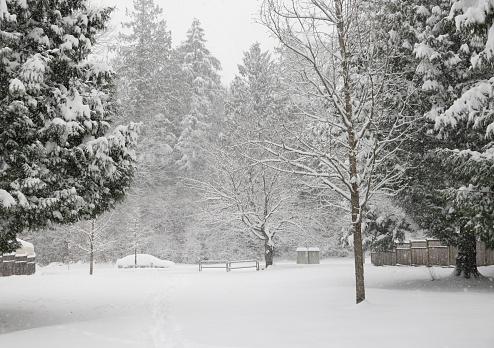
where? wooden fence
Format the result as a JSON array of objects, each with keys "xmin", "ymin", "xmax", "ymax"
[
  {"xmin": 0, "ymin": 253, "xmax": 36, "ymax": 277},
  {"xmin": 371, "ymin": 240, "xmax": 494, "ymax": 267}
]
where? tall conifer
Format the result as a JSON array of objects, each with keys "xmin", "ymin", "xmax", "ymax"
[{"xmin": 0, "ymin": 0, "xmax": 139, "ymax": 252}]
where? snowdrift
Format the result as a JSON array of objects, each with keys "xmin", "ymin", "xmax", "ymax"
[{"xmin": 115, "ymin": 254, "xmax": 174, "ymax": 268}]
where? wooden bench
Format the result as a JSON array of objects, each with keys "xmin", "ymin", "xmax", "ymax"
[{"xmin": 199, "ymin": 259, "xmax": 259, "ymax": 272}]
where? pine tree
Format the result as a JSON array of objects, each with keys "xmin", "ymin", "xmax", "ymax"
[
  {"xmin": 410, "ymin": 0, "xmax": 494, "ymax": 278},
  {"xmin": 115, "ymin": 0, "xmax": 184, "ymax": 124},
  {"xmin": 175, "ymin": 19, "xmax": 223, "ymax": 172},
  {"xmin": 0, "ymin": 0, "xmax": 139, "ymax": 252},
  {"xmin": 114, "ymin": 0, "xmax": 188, "ymax": 181}
]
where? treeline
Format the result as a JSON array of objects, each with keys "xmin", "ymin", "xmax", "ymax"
[
  {"xmin": 2, "ymin": 1, "xmax": 494, "ymax": 292},
  {"xmin": 22, "ymin": 0, "xmax": 352, "ymax": 267}
]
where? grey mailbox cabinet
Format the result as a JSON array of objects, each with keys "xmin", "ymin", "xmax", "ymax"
[
  {"xmin": 308, "ymin": 247, "xmax": 320, "ymax": 264},
  {"xmin": 296, "ymin": 247, "xmax": 320, "ymax": 264},
  {"xmin": 296, "ymin": 247, "xmax": 309, "ymax": 264}
]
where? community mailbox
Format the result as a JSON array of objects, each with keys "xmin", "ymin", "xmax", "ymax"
[{"xmin": 296, "ymin": 247, "xmax": 320, "ymax": 264}]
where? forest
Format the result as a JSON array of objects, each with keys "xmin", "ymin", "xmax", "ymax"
[{"xmin": 1, "ymin": 0, "xmax": 494, "ymax": 304}]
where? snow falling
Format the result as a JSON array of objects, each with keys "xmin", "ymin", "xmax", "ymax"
[{"xmin": 2, "ymin": 0, "xmax": 494, "ymax": 347}]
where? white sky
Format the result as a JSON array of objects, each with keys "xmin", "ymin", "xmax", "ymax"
[{"xmin": 99, "ymin": 0, "xmax": 277, "ymax": 85}]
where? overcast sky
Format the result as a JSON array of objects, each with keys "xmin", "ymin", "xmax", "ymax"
[{"xmin": 100, "ymin": 0, "xmax": 277, "ymax": 85}]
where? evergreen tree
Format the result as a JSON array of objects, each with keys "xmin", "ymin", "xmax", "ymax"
[
  {"xmin": 175, "ymin": 19, "xmax": 223, "ymax": 172},
  {"xmin": 114, "ymin": 0, "xmax": 189, "ymax": 182},
  {"xmin": 407, "ymin": 0, "xmax": 494, "ymax": 278},
  {"xmin": 227, "ymin": 42, "xmax": 288, "ymax": 137},
  {"xmin": 0, "ymin": 0, "xmax": 139, "ymax": 253},
  {"xmin": 361, "ymin": 205, "xmax": 411, "ymax": 253},
  {"xmin": 115, "ymin": 0, "xmax": 185, "ymax": 124},
  {"xmin": 111, "ymin": 0, "xmax": 189, "ymax": 257}
]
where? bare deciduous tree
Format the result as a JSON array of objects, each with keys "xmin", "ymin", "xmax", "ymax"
[
  {"xmin": 66, "ymin": 213, "xmax": 116, "ymax": 275},
  {"xmin": 190, "ymin": 146, "xmax": 298, "ymax": 267},
  {"xmin": 260, "ymin": 0, "xmax": 413, "ymax": 303}
]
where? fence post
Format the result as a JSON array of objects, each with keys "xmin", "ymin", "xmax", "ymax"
[
  {"xmin": 426, "ymin": 239, "xmax": 430, "ymax": 267},
  {"xmin": 27, "ymin": 255, "xmax": 35, "ymax": 275}
]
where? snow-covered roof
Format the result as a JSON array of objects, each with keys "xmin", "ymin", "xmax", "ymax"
[
  {"xmin": 297, "ymin": 247, "xmax": 320, "ymax": 252},
  {"xmin": 15, "ymin": 239, "xmax": 35, "ymax": 256}
]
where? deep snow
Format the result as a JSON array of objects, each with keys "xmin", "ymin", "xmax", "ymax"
[
  {"xmin": 0, "ymin": 258, "xmax": 493, "ymax": 347},
  {"xmin": 116, "ymin": 254, "xmax": 175, "ymax": 268}
]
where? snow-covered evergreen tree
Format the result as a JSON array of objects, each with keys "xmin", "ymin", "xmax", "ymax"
[
  {"xmin": 115, "ymin": 0, "xmax": 185, "ymax": 124},
  {"xmin": 361, "ymin": 206, "xmax": 411, "ymax": 253},
  {"xmin": 0, "ymin": 0, "xmax": 139, "ymax": 252},
  {"xmin": 228, "ymin": 43, "xmax": 286, "ymax": 129},
  {"xmin": 110, "ymin": 0, "xmax": 188, "ymax": 260},
  {"xmin": 175, "ymin": 19, "xmax": 223, "ymax": 172},
  {"xmin": 412, "ymin": 0, "xmax": 494, "ymax": 278}
]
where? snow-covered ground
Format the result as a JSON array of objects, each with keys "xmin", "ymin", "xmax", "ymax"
[{"xmin": 0, "ymin": 258, "xmax": 493, "ymax": 348}]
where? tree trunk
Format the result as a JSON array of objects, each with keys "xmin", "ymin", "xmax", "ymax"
[
  {"xmin": 352, "ymin": 192, "xmax": 366, "ymax": 304},
  {"xmin": 89, "ymin": 243, "xmax": 94, "ymax": 276},
  {"xmin": 265, "ymin": 241, "xmax": 274, "ymax": 268},
  {"xmin": 134, "ymin": 219, "xmax": 138, "ymax": 268},
  {"xmin": 335, "ymin": 1, "xmax": 365, "ymax": 304},
  {"xmin": 89, "ymin": 220, "xmax": 94, "ymax": 276},
  {"xmin": 455, "ymin": 226, "xmax": 481, "ymax": 278},
  {"xmin": 135, "ymin": 248, "xmax": 137, "ymax": 268}
]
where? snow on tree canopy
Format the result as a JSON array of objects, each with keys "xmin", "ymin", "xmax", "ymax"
[
  {"xmin": 9, "ymin": 78, "xmax": 25, "ymax": 94},
  {"xmin": 416, "ymin": 5, "xmax": 431, "ymax": 17},
  {"xmin": 451, "ymin": 0, "xmax": 490, "ymax": 26},
  {"xmin": 0, "ymin": 0, "xmax": 139, "ymax": 253},
  {"xmin": 0, "ymin": 189, "xmax": 16, "ymax": 208},
  {"xmin": 19, "ymin": 54, "xmax": 48, "ymax": 92},
  {"xmin": 451, "ymin": 0, "xmax": 494, "ymax": 62},
  {"xmin": 411, "ymin": 0, "xmax": 494, "ymax": 279},
  {"xmin": 0, "ymin": 0, "xmax": 7, "ymax": 16},
  {"xmin": 416, "ymin": 1, "xmax": 494, "ymax": 153},
  {"xmin": 60, "ymin": 90, "xmax": 91, "ymax": 120},
  {"xmin": 0, "ymin": 0, "xmax": 16, "ymax": 21},
  {"xmin": 435, "ymin": 80, "xmax": 493, "ymax": 132}
]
